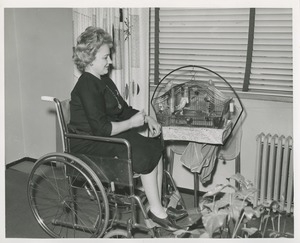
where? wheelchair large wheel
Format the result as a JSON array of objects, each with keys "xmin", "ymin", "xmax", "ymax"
[{"xmin": 27, "ymin": 152, "xmax": 109, "ymax": 238}]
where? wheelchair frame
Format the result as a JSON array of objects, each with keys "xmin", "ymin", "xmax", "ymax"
[{"xmin": 27, "ymin": 96, "xmax": 185, "ymax": 238}]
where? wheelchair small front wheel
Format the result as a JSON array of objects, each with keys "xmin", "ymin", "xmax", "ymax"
[
  {"xmin": 104, "ymin": 229, "xmax": 129, "ymax": 238},
  {"xmin": 27, "ymin": 152, "xmax": 109, "ymax": 238}
]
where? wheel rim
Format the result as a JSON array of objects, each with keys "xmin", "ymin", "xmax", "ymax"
[{"xmin": 27, "ymin": 153, "xmax": 109, "ymax": 238}]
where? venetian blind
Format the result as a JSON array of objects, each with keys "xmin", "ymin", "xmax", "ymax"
[
  {"xmin": 249, "ymin": 8, "xmax": 293, "ymax": 96},
  {"xmin": 150, "ymin": 8, "xmax": 293, "ymax": 99}
]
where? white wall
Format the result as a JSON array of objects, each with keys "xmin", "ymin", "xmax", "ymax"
[
  {"xmin": 5, "ymin": 10, "xmax": 25, "ymax": 161},
  {"xmin": 5, "ymin": 8, "xmax": 74, "ymax": 164}
]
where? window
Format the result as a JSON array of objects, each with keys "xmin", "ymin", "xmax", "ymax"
[{"xmin": 149, "ymin": 8, "xmax": 293, "ymax": 101}]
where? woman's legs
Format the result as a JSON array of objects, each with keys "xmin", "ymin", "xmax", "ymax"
[
  {"xmin": 141, "ymin": 161, "xmax": 183, "ymax": 231},
  {"xmin": 140, "ymin": 163, "xmax": 167, "ymax": 218}
]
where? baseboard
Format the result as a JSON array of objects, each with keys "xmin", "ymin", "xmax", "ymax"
[
  {"xmin": 6, "ymin": 157, "xmax": 37, "ymax": 169},
  {"xmin": 177, "ymin": 187, "xmax": 206, "ymax": 196}
]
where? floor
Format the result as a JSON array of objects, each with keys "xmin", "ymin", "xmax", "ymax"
[
  {"xmin": 5, "ymin": 160, "xmax": 198, "ymax": 238},
  {"xmin": 5, "ymin": 160, "xmax": 294, "ymax": 239},
  {"xmin": 5, "ymin": 163, "xmax": 50, "ymax": 238}
]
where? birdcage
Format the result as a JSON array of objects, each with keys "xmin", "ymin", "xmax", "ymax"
[
  {"xmin": 153, "ymin": 80, "xmax": 233, "ymax": 128},
  {"xmin": 151, "ymin": 65, "xmax": 243, "ymax": 144}
]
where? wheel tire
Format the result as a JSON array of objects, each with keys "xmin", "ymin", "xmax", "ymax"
[{"xmin": 27, "ymin": 152, "xmax": 109, "ymax": 238}]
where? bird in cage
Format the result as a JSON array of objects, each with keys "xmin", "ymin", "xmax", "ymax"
[{"xmin": 175, "ymin": 86, "xmax": 190, "ymax": 113}]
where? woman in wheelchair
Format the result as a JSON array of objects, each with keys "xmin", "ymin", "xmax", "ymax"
[{"xmin": 68, "ymin": 26, "xmax": 187, "ymax": 231}]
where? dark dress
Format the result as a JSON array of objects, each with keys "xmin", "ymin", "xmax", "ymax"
[{"xmin": 68, "ymin": 72, "xmax": 163, "ymax": 174}]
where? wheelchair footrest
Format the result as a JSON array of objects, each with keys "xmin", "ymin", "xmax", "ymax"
[
  {"xmin": 51, "ymin": 219, "xmax": 98, "ymax": 233},
  {"xmin": 176, "ymin": 207, "xmax": 202, "ymax": 228},
  {"xmin": 144, "ymin": 218, "xmax": 160, "ymax": 229},
  {"xmin": 166, "ymin": 190, "xmax": 185, "ymax": 209}
]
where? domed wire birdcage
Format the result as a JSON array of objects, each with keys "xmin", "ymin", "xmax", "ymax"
[{"xmin": 151, "ymin": 65, "xmax": 244, "ymax": 145}]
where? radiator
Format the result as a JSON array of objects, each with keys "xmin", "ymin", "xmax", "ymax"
[{"xmin": 254, "ymin": 133, "xmax": 293, "ymax": 213}]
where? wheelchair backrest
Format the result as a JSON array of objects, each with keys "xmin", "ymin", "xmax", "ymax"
[
  {"xmin": 58, "ymin": 99, "xmax": 71, "ymax": 152},
  {"xmin": 41, "ymin": 96, "xmax": 70, "ymax": 152},
  {"xmin": 60, "ymin": 99, "xmax": 71, "ymax": 126}
]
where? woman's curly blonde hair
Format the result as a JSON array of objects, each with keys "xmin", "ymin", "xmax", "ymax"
[{"xmin": 73, "ymin": 26, "xmax": 113, "ymax": 72}]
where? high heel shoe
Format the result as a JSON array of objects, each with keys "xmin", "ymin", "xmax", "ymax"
[
  {"xmin": 166, "ymin": 207, "xmax": 188, "ymax": 220},
  {"xmin": 147, "ymin": 210, "xmax": 181, "ymax": 231}
]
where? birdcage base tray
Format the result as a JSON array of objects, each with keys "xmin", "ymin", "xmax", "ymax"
[{"xmin": 162, "ymin": 120, "xmax": 232, "ymax": 145}]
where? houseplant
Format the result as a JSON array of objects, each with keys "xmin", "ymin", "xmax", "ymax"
[{"xmin": 177, "ymin": 173, "xmax": 293, "ymax": 238}]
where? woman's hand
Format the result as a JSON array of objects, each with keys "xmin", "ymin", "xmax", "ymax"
[
  {"xmin": 145, "ymin": 115, "xmax": 161, "ymax": 137},
  {"xmin": 129, "ymin": 110, "xmax": 146, "ymax": 128}
]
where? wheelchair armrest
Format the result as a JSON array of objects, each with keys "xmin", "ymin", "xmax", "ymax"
[
  {"xmin": 65, "ymin": 133, "xmax": 131, "ymax": 159},
  {"xmin": 41, "ymin": 96, "xmax": 55, "ymax": 102}
]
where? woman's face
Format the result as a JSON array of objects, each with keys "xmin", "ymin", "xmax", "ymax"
[{"xmin": 91, "ymin": 44, "xmax": 112, "ymax": 76}]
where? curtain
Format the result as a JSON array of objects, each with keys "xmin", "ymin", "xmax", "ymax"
[{"xmin": 72, "ymin": 8, "xmax": 150, "ymax": 112}]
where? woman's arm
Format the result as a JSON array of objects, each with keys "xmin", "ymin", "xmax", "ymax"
[
  {"xmin": 145, "ymin": 115, "xmax": 161, "ymax": 137},
  {"xmin": 110, "ymin": 110, "xmax": 146, "ymax": 136}
]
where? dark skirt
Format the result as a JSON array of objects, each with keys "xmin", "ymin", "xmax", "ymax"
[{"xmin": 69, "ymin": 129, "xmax": 163, "ymax": 174}]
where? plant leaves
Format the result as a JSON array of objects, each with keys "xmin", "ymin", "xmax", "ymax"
[
  {"xmin": 214, "ymin": 197, "xmax": 230, "ymax": 210},
  {"xmin": 237, "ymin": 187, "xmax": 257, "ymax": 198},
  {"xmin": 203, "ymin": 198, "xmax": 229, "ymax": 212},
  {"xmin": 202, "ymin": 210, "xmax": 228, "ymax": 237},
  {"xmin": 173, "ymin": 229, "xmax": 190, "ymax": 237},
  {"xmin": 244, "ymin": 206, "xmax": 256, "ymax": 220},
  {"xmin": 270, "ymin": 200, "xmax": 282, "ymax": 215},
  {"xmin": 228, "ymin": 173, "xmax": 255, "ymax": 190},
  {"xmin": 202, "ymin": 184, "xmax": 230, "ymax": 197},
  {"xmin": 228, "ymin": 199, "xmax": 247, "ymax": 222},
  {"xmin": 202, "ymin": 201, "xmax": 214, "ymax": 212},
  {"xmin": 253, "ymin": 205, "xmax": 265, "ymax": 218},
  {"xmin": 228, "ymin": 173, "xmax": 245, "ymax": 182},
  {"xmin": 269, "ymin": 231, "xmax": 280, "ymax": 238},
  {"xmin": 241, "ymin": 227, "xmax": 258, "ymax": 236},
  {"xmin": 201, "ymin": 207, "xmax": 211, "ymax": 216},
  {"xmin": 262, "ymin": 214, "xmax": 270, "ymax": 222},
  {"xmin": 199, "ymin": 198, "xmax": 212, "ymax": 211},
  {"xmin": 199, "ymin": 232, "xmax": 210, "ymax": 238}
]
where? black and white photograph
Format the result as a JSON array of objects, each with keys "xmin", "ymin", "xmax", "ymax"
[{"xmin": 1, "ymin": 0, "xmax": 299, "ymax": 241}]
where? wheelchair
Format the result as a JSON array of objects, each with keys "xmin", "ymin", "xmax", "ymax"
[{"xmin": 27, "ymin": 96, "xmax": 200, "ymax": 238}]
